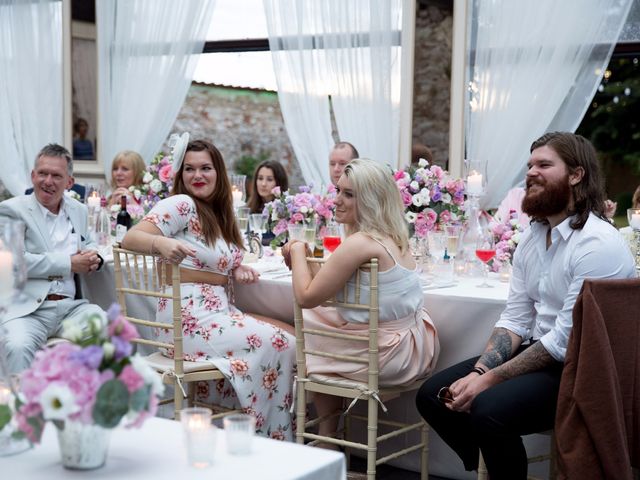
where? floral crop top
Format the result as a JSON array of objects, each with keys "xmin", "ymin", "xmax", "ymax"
[{"xmin": 143, "ymin": 194, "xmax": 243, "ymax": 276}]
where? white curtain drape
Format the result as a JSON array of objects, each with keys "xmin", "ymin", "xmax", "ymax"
[
  {"xmin": 263, "ymin": 0, "xmax": 404, "ymax": 187},
  {"xmin": 0, "ymin": 0, "xmax": 62, "ymax": 196},
  {"xmin": 97, "ymin": 0, "xmax": 215, "ymax": 179},
  {"xmin": 467, "ymin": 0, "xmax": 633, "ymax": 208}
]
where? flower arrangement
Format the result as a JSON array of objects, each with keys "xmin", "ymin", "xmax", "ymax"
[
  {"xmin": 489, "ymin": 209, "xmax": 525, "ymax": 272},
  {"xmin": 3, "ymin": 304, "xmax": 163, "ymax": 444},
  {"xmin": 263, "ymin": 185, "xmax": 335, "ymax": 247},
  {"xmin": 109, "ymin": 201, "xmax": 146, "ymax": 234},
  {"xmin": 130, "ymin": 152, "xmax": 175, "ymax": 212},
  {"xmin": 394, "ymin": 158, "xmax": 466, "ymax": 237}
]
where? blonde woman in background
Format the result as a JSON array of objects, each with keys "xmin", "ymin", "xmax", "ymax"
[{"xmin": 107, "ymin": 150, "xmax": 146, "ymax": 207}]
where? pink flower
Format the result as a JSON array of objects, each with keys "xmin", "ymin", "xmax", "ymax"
[
  {"xmin": 158, "ymin": 164, "xmax": 173, "ymax": 183},
  {"xmin": 230, "ymin": 359, "xmax": 249, "ymax": 377},
  {"xmin": 271, "ymin": 186, "xmax": 281, "ymax": 196},
  {"xmin": 119, "ymin": 365, "xmax": 144, "ymax": 393},
  {"xmin": 246, "ymin": 334, "xmax": 262, "ymax": 350},
  {"xmin": 291, "ymin": 212, "xmax": 304, "ymax": 223},
  {"xmin": 400, "ymin": 190, "xmax": 413, "ymax": 207},
  {"xmin": 271, "ymin": 332, "xmax": 289, "ymax": 352},
  {"xmin": 262, "ymin": 368, "xmax": 279, "ymax": 392},
  {"xmin": 108, "ymin": 315, "xmax": 139, "ymax": 342},
  {"xmin": 273, "ymin": 219, "xmax": 288, "ymax": 236}
]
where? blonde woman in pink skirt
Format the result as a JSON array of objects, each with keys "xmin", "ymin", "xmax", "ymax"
[{"xmin": 283, "ymin": 158, "xmax": 440, "ymax": 444}]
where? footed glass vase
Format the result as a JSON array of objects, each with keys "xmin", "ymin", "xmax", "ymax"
[{"xmin": 57, "ymin": 421, "xmax": 111, "ymax": 470}]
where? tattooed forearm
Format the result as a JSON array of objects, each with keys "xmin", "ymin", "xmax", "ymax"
[
  {"xmin": 491, "ymin": 342, "xmax": 555, "ymax": 380},
  {"xmin": 477, "ymin": 328, "xmax": 515, "ymax": 369}
]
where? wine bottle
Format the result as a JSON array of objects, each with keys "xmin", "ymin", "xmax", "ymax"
[{"xmin": 115, "ymin": 195, "xmax": 132, "ymax": 243}]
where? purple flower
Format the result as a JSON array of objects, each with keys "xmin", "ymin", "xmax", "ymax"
[
  {"xmin": 112, "ymin": 336, "xmax": 133, "ymax": 361},
  {"xmin": 70, "ymin": 345, "xmax": 104, "ymax": 370}
]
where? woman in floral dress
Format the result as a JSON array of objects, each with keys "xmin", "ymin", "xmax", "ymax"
[{"xmin": 122, "ymin": 139, "xmax": 295, "ymax": 440}]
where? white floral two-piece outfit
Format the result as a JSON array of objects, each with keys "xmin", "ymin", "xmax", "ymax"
[{"xmin": 144, "ymin": 194, "xmax": 295, "ymax": 440}]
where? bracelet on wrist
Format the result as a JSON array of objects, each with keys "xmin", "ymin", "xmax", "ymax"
[{"xmin": 471, "ymin": 366, "xmax": 486, "ymax": 376}]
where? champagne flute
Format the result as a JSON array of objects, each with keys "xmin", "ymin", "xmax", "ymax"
[
  {"xmin": 475, "ymin": 226, "xmax": 496, "ymax": 288},
  {"xmin": 235, "ymin": 206, "xmax": 250, "ymax": 232}
]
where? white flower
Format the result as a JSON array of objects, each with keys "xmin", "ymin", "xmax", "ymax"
[
  {"xmin": 102, "ymin": 342, "xmax": 115, "ymax": 361},
  {"xmin": 419, "ymin": 188, "xmax": 431, "ymax": 204},
  {"xmin": 130, "ymin": 355, "xmax": 164, "ymax": 396},
  {"xmin": 418, "ymin": 158, "xmax": 428, "ymax": 168},
  {"xmin": 510, "ymin": 219, "xmax": 519, "ymax": 227},
  {"xmin": 405, "ymin": 211, "xmax": 417, "ymax": 223},
  {"xmin": 39, "ymin": 384, "xmax": 79, "ymax": 421},
  {"xmin": 143, "ymin": 172, "xmax": 153, "ymax": 184},
  {"xmin": 271, "ymin": 211, "xmax": 278, "ymax": 222},
  {"xmin": 300, "ymin": 206, "xmax": 308, "ymax": 214},
  {"xmin": 512, "ymin": 232, "xmax": 521, "ymax": 244},
  {"xmin": 412, "ymin": 194, "xmax": 423, "ymax": 207},
  {"xmin": 149, "ymin": 179, "xmax": 163, "ymax": 193},
  {"xmin": 441, "ymin": 192, "xmax": 452, "ymax": 204},
  {"xmin": 410, "ymin": 181, "xmax": 420, "ymax": 192},
  {"xmin": 133, "ymin": 189, "xmax": 142, "ymax": 201},
  {"xmin": 110, "ymin": 204, "xmax": 121, "ymax": 213},
  {"xmin": 61, "ymin": 319, "xmax": 84, "ymax": 342}
]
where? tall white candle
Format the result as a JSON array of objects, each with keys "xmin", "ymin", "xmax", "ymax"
[
  {"xmin": 466, "ymin": 171, "xmax": 483, "ymax": 195},
  {"xmin": 87, "ymin": 192, "xmax": 100, "ymax": 209},
  {"xmin": 0, "ymin": 251, "xmax": 14, "ymax": 303},
  {"xmin": 232, "ymin": 187, "xmax": 243, "ymax": 206},
  {"xmin": 630, "ymin": 213, "xmax": 640, "ymax": 230}
]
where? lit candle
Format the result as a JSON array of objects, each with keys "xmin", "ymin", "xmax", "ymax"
[
  {"xmin": 87, "ymin": 192, "xmax": 100, "ymax": 209},
  {"xmin": 631, "ymin": 213, "xmax": 640, "ymax": 230},
  {"xmin": 0, "ymin": 384, "xmax": 11, "ymax": 404},
  {"xmin": 0, "ymin": 251, "xmax": 14, "ymax": 303},
  {"xmin": 466, "ymin": 171, "xmax": 483, "ymax": 195},
  {"xmin": 232, "ymin": 187, "xmax": 243, "ymax": 206}
]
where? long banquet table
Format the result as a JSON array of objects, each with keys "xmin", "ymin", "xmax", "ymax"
[
  {"xmin": 4, "ymin": 417, "xmax": 346, "ymax": 479},
  {"xmin": 82, "ymin": 256, "xmax": 552, "ymax": 479}
]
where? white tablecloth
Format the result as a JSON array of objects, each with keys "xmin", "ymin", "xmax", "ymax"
[
  {"xmin": 4, "ymin": 417, "xmax": 345, "ymax": 480},
  {"xmin": 82, "ymin": 258, "xmax": 551, "ymax": 479}
]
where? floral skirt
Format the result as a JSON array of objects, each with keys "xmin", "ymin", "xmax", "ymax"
[
  {"xmin": 155, "ymin": 282, "xmax": 295, "ymax": 441},
  {"xmin": 303, "ymin": 306, "xmax": 440, "ymax": 387}
]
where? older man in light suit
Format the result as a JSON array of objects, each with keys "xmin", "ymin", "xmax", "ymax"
[{"xmin": 0, "ymin": 144, "xmax": 104, "ymax": 373}]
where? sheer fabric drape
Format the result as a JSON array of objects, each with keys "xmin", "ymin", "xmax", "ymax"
[
  {"xmin": 0, "ymin": 0, "xmax": 62, "ymax": 196},
  {"xmin": 263, "ymin": 0, "xmax": 404, "ymax": 187},
  {"xmin": 467, "ymin": 0, "xmax": 633, "ymax": 208},
  {"xmin": 97, "ymin": 0, "xmax": 215, "ymax": 178}
]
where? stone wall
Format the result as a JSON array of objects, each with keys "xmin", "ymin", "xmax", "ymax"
[{"xmin": 171, "ymin": 84, "xmax": 305, "ymax": 190}]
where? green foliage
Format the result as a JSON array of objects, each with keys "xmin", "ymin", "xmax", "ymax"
[
  {"xmin": 93, "ymin": 380, "xmax": 130, "ymax": 428},
  {"xmin": 234, "ymin": 151, "xmax": 271, "ymax": 178},
  {"xmin": 0, "ymin": 404, "xmax": 11, "ymax": 430},
  {"xmin": 577, "ymin": 58, "xmax": 640, "ymax": 174}
]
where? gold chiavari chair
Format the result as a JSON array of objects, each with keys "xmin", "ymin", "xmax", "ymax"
[
  {"xmin": 113, "ymin": 246, "xmax": 240, "ymax": 421},
  {"xmin": 294, "ymin": 257, "xmax": 429, "ymax": 480}
]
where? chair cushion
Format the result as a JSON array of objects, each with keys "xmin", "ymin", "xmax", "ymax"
[{"xmin": 144, "ymin": 352, "xmax": 218, "ymax": 374}]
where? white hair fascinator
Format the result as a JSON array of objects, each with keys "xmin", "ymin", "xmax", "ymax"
[{"xmin": 168, "ymin": 132, "xmax": 190, "ymax": 173}]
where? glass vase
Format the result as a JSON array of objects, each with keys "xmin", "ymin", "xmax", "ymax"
[{"xmin": 57, "ymin": 421, "xmax": 111, "ymax": 470}]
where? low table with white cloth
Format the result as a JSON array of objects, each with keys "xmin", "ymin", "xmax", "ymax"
[
  {"xmin": 4, "ymin": 417, "xmax": 345, "ymax": 479},
  {"xmin": 81, "ymin": 255, "xmax": 552, "ymax": 479}
]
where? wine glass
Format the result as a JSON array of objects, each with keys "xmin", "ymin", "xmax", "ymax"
[
  {"xmin": 302, "ymin": 217, "xmax": 317, "ymax": 251},
  {"xmin": 475, "ymin": 225, "xmax": 496, "ymax": 288},
  {"xmin": 249, "ymin": 213, "xmax": 267, "ymax": 243},
  {"xmin": 287, "ymin": 223, "xmax": 305, "ymax": 243},
  {"xmin": 444, "ymin": 224, "xmax": 462, "ymax": 259},
  {"xmin": 322, "ymin": 223, "xmax": 342, "ymax": 254}
]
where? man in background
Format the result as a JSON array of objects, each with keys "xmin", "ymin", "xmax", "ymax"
[
  {"xmin": 0, "ymin": 144, "xmax": 104, "ymax": 373},
  {"xmin": 329, "ymin": 141, "xmax": 359, "ymax": 186}
]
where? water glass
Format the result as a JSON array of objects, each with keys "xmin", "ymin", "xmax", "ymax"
[
  {"xmin": 181, "ymin": 407, "xmax": 216, "ymax": 468},
  {"xmin": 287, "ymin": 223, "xmax": 305, "ymax": 242},
  {"xmin": 223, "ymin": 414, "xmax": 256, "ymax": 455}
]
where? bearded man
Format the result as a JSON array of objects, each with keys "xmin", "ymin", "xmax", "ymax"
[{"xmin": 415, "ymin": 132, "xmax": 635, "ymax": 480}]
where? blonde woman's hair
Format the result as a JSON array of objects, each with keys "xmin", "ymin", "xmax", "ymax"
[
  {"xmin": 343, "ymin": 158, "xmax": 409, "ymax": 252},
  {"xmin": 110, "ymin": 150, "xmax": 146, "ymax": 189}
]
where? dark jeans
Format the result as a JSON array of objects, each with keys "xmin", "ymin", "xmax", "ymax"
[{"xmin": 415, "ymin": 347, "xmax": 563, "ymax": 480}]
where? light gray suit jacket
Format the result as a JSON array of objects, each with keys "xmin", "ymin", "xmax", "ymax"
[{"xmin": 0, "ymin": 194, "xmax": 100, "ymax": 321}]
